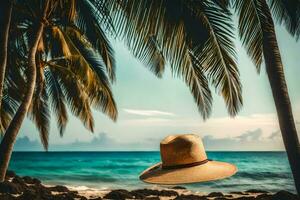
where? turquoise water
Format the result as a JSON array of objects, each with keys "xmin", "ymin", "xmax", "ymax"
[{"xmin": 9, "ymin": 151, "xmax": 296, "ymax": 193}]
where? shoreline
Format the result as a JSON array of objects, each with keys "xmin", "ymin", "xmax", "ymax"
[{"xmin": 0, "ymin": 171, "xmax": 299, "ymax": 200}]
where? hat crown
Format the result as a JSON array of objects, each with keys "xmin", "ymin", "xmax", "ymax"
[{"xmin": 160, "ymin": 134, "xmax": 207, "ymax": 167}]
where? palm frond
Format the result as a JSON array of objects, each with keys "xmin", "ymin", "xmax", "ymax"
[
  {"xmin": 269, "ymin": 0, "xmax": 300, "ymax": 39},
  {"xmin": 45, "ymin": 68, "xmax": 68, "ymax": 137},
  {"xmin": 51, "ymin": 66, "xmax": 95, "ymax": 132},
  {"xmin": 28, "ymin": 87, "xmax": 50, "ymax": 150},
  {"xmin": 0, "ymin": 94, "xmax": 19, "ymax": 135},
  {"xmin": 62, "ymin": 27, "xmax": 118, "ymax": 120},
  {"xmin": 48, "ymin": 26, "xmax": 72, "ymax": 58},
  {"xmin": 198, "ymin": 0, "xmax": 242, "ymax": 116},
  {"xmin": 234, "ymin": 0, "xmax": 264, "ymax": 72},
  {"xmin": 74, "ymin": 0, "xmax": 116, "ymax": 81},
  {"xmin": 106, "ymin": 0, "xmax": 167, "ymax": 78}
]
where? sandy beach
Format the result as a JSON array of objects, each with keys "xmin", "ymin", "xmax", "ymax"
[{"xmin": 0, "ymin": 171, "xmax": 299, "ymax": 200}]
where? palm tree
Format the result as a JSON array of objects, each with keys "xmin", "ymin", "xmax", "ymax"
[
  {"xmin": 0, "ymin": 0, "xmax": 49, "ymax": 181},
  {"xmin": 234, "ymin": 0, "xmax": 300, "ymax": 194},
  {"xmin": 0, "ymin": 0, "xmax": 117, "ymax": 181},
  {"xmin": 0, "ymin": 0, "xmax": 13, "ymax": 111},
  {"xmin": 0, "ymin": 0, "xmax": 243, "ymax": 183}
]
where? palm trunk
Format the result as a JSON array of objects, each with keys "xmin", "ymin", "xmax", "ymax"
[
  {"xmin": 262, "ymin": 2, "xmax": 300, "ymax": 195},
  {"xmin": 0, "ymin": 0, "xmax": 13, "ymax": 108},
  {"xmin": 0, "ymin": 0, "xmax": 49, "ymax": 181}
]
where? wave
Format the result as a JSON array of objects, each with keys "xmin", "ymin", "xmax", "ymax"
[{"xmin": 236, "ymin": 171, "xmax": 292, "ymax": 180}]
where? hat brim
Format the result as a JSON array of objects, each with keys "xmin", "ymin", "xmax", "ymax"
[{"xmin": 139, "ymin": 160, "xmax": 237, "ymax": 185}]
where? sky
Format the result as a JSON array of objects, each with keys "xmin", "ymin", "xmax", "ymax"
[{"xmin": 15, "ymin": 23, "xmax": 300, "ymax": 151}]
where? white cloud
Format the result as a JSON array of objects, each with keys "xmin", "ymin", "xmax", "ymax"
[
  {"xmin": 123, "ymin": 109, "xmax": 175, "ymax": 117},
  {"xmin": 121, "ymin": 113, "xmax": 281, "ymax": 139}
]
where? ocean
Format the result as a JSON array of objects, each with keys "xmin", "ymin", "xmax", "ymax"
[{"xmin": 9, "ymin": 151, "xmax": 296, "ymax": 193}]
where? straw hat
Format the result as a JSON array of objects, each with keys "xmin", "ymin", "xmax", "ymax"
[{"xmin": 140, "ymin": 134, "xmax": 237, "ymax": 184}]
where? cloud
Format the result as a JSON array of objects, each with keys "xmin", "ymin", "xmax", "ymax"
[
  {"xmin": 123, "ymin": 109, "xmax": 175, "ymax": 117},
  {"xmin": 235, "ymin": 129, "xmax": 263, "ymax": 141},
  {"xmin": 14, "ymin": 136, "xmax": 43, "ymax": 151},
  {"xmin": 122, "ymin": 113, "xmax": 280, "ymax": 139},
  {"xmin": 13, "ymin": 129, "xmax": 285, "ymax": 151},
  {"xmin": 202, "ymin": 129, "xmax": 284, "ymax": 151},
  {"xmin": 268, "ymin": 130, "xmax": 281, "ymax": 140}
]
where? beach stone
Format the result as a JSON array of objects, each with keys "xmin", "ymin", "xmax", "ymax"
[
  {"xmin": 159, "ymin": 190, "xmax": 178, "ymax": 196},
  {"xmin": 22, "ymin": 176, "xmax": 41, "ymax": 185},
  {"xmin": 32, "ymin": 178, "xmax": 41, "ymax": 185},
  {"xmin": 49, "ymin": 185, "xmax": 70, "ymax": 192},
  {"xmin": 131, "ymin": 189, "xmax": 178, "ymax": 197},
  {"xmin": 0, "ymin": 193, "xmax": 16, "ymax": 200},
  {"xmin": 172, "ymin": 186, "xmax": 187, "ymax": 190},
  {"xmin": 143, "ymin": 197, "xmax": 160, "ymax": 200},
  {"xmin": 256, "ymin": 193, "xmax": 272, "ymax": 199},
  {"xmin": 55, "ymin": 193, "xmax": 88, "ymax": 200},
  {"xmin": 104, "ymin": 189, "xmax": 134, "ymax": 200},
  {"xmin": 22, "ymin": 176, "xmax": 34, "ymax": 184},
  {"xmin": 89, "ymin": 197, "xmax": 103, "ymax": 200},
  {"xmin": 5, "ymin": 171, "xmax": 16, "ymax": 179},
  {"xmin": 230, "ymin": 191, "xmax": 245, "ymax": 195},
  {"xmin": 131, "ymin": 189, "xmax": 159, "ymax": 197},
  {"xmin": 235, "ymin": 197, "xmax": 255, "ymax": 200},
  {"xmin": 18, "ymin": 189, "xmax": 40, "ymax": 200},
  {"xmin": 12, "ymin": 176, "xmax": 26, "ymax": 186},
  {"xmin": 208, "ymin": 192, "xmax": 224, "ymax": 197},
  {"xmin": 271, "ymin": 190, "xmax": 299, "ymax": 200},
  {"xmin": 0, "ymin": 181, "xmax": 23, "ymax": 194},
  {"xmin": 246, "ymin": 189, "xmax": 268, "ymax": 194},
  {"xmin": 174, "ymin": 194, "xmax": 208, "ymax": 200}
]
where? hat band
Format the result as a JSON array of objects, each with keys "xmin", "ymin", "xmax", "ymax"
[{"xmin": 162, "ymin": 159, "xmax": 210, "ymax": 170}]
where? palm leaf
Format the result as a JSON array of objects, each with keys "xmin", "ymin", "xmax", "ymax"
[
  {"xmin": 28, "ymin": 87, "xmax": 50, "ymax": 150},
  {"xmin": 234, "ymin": 0, "xmax": 264, "ymax": 72},
  {"xmin": 45, "ymin": 68, "xmax": 68, "ymax": 137},
  {"xmin": 269, "ymin": 0, "xmax": 300, "ymax": 39},
  {"xmin": 197, "ymin": 0, "xmax": 242, "ymax": 116},
  {"xmin": 74, "ymin": 0, "xmax": 116, "ymax": 81},
  {"xmin": 51, "ymin": 66, "xmax": 95, "ymax": 132}
]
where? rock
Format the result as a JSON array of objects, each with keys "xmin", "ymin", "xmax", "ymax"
[
  {"xmin": 256, "ymin": 193, "xmax": 272, "ymax": 199},
  {"xmin": 22, "ymin": 176, "xmax": 40, "ymax": 185},
  {"xmin": 48, "ymin": 185, "xmax": 70, "ymax": 192},
  {"xmin": 32, "ymin": 178, "xmax": 41, "ymax": 185},
  {"xmin": 0, "ymin": 193, "xmax": 16, "ymax": 200},
  {"xmin": 207, "ymin": 192, "xmax": 224, "ymax": 197},
  {"xmin": 17, "ymin": 189, "xmax": 40, "ymax": 200},
  {"xmin": 143, "ymin": 197, "xmax": 160, "ymax": 200},
  {"xmin": 230, "ymin": 191, "xmax": 245, "ymax": 195},
  {"xmin": 172, "ymin": 186, "xmax": 187, "ymax": 190},
  {"xmin": 54, "ymin": 193, "xmax": 87, "ymax": 200},
  {"xmin": 235, "ymin": 197, "xmax": 255, "ymax": 200},
  {"xmin": 22, "ymin": 176, "xmax": 34, "ymax": 184},
  {"xmin": 131, "ymin": 189, "xmax": 178, "ymax": 198},
  {"xmin": 5, "ymin": 171, "xmax": 16, "ymax": 179},
  {"xmin": 104, "ymin": 189, "xmax": 134, "ymax": 200},
  {"xmin": 12, "ymin": 176, "xmax": 26, "ymax": 187},
  {"xmin": 246, "ymin": 189, "xmax": 268, "ymax": 194},
  {"xmin": 0, "ymin": 181, "xmax": 23, "ymax": 194},
  {"xmin": 89, "ymin": 197, "xmax": 102, "ymax": 200},
  {"xmin": 174, "ymin": 194, "xmax": 207, "ymax": 200},
  {"xmin": 271, "ymin": 190, "xmax": 299, "ymax": 200},
  {"xmin": 131, "ymin": 189, "xmax": 160, "ymax": 197},
  {"xmin": 159, "ymin": 190, "xmax": 178, "ymax": 197}
]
